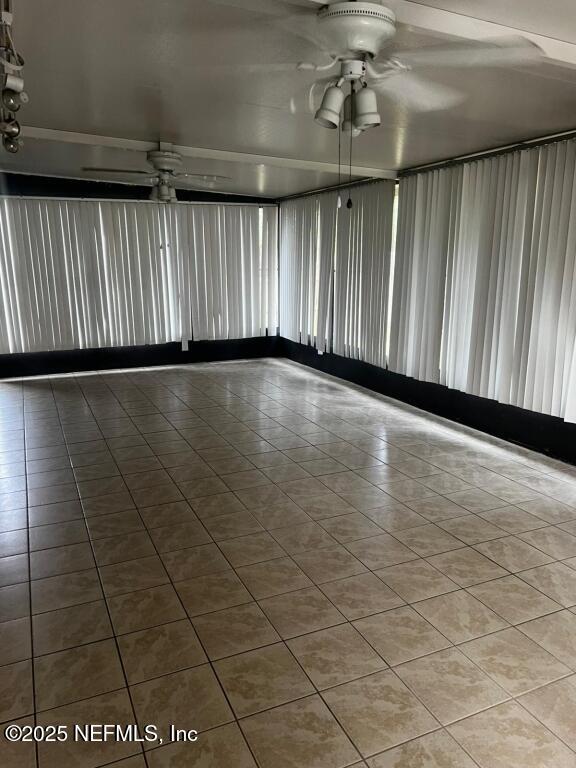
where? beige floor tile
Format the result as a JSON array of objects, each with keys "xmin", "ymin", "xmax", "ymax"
[
  {"xmin": 405, "ymin": 496, "xmax": 471, "ymax": 523},
  {"xmin": 131, "ymin": 664, "xmax": 233, "ymax": 745},
  {"xmin": 236, "ymin": 484, "xmax": 293, "ymax": 509},
  {"xmin": 378, "ymin": 479, "xmax": 438, "ymax": 503},
  {"xmin": 367, "ymin": 729, "xmax": 478, "ymax": 768},
  {"xmin": 293, "ymin": 493, "xmax": 356, "ymax": 520},
  {"xmin": 517, "ymin": 497, "xmax": 576, "ymax": 525},
  {"xmin": 118, "ymin": 619, "xmax": 206, "ymax": 684},
  {"xmin": 32, "ymin": 600, "xmax": 112, "ymax": 655},
  {"xmin": 393, "ymin": 525, "xmax": 465, "ymax": 557},
  {"xmin": 270, "ymin": 521, "xmax": 337, "ymax": 553},
  {"xmin": 251, "ymin": 501, "xmax": 313, "ymax": 530},
  {"xmin": 215, "ymin": 642, "xmax": 314, "ymax": 716},
  {"xmin": 28, "ymin": 519, "xmax": 88, "ymax": 551},
  {"xmin": 161, "ymin": 543, "xmax": 231, "ymax": 581},
  {"xmin": 414, "ymin": 591, "xmax": 508, "ymax": 643},
  {"xmin": 0, "ymin": 659, "xmax": 33, "ymax": 721},
  {"xmin": 376, "ymin": 559, "xmax": 459, "ymax": 603},
  {"xmin": 300, "ymin": 458, "xmax": 348, "ymax": 476},
  {"xmin": 0, "ymin": 582, "xmax": 29, "ymax": 622},
  {"xmin": 438, "ymin": 515, "xmax": 507, "ymax": 545},
  {"xmin": 131, "ymin": 483, "xmax": 184, "ymax": 508},
  {"xmin": 236, "ymin": 556, "xmax": 312, "ymax": 598},
  {"xmin": 86, "ymin": 510, "xmax": 144, "ymax": 539},
  {"xmin": 519, "ymin": 526, "xmax": 576, "ymax": 559},
  {"xmin": 460, "ymin": 627, "xmax": 571, "ymax": 695},
  {"xmin": 37, "ymin": 689, "xmax": 140, "ymax": 768},
  {"xmin": 448, "ymin": 700, "xmax": 576, "ymax": 768},
  {"xmin": 202, "ymin": 510, "xmax": 263, "ymax": 541},
  {"xmin": 0, "ymin": 715, "xmax": 36, "ymax": 768},
  {"xmin": 354, "ymin": 606, "xmax": 451, "ymax": 666},
  {"xmin": 395, "ymin": 647, "xmax": 508, "ymax": 725},
  {"xmin": 176, "ymin": 570, "xmax": 252, "ymax": 617},
  {"xmin": 445, "ymin": 489, "xmax": 508, "ymax": 513},
  {"xmin": 293, "ymin": 544, "xmax": 368, "ymax": 584},
  {"xmin": 519, "ymin": 676, "xmax": 576, "ymax": 750},
  {"xmin": 0, "ymin": 552, "xmax": 29, "ymax": 587},
  {"xmin": 340, "ymin": 488, "xmax": 399, "ymax": 512},
  {"xmin": 518, "ymin": 562, "xmax": 576, "ymax": 606},
  {"xmin": 0, "ymin": 616, "xmax": 31, "ymax": 665},
  {"xmin": 0, "ymin": 508, "xmax": 28, "ymax": 532},
  {"xmin": 318, "ymin": 471, "xmax": 373, "ymax": 494},
  {"xmin": 147, "ymin": 722, "xmax": 257, "ymax": 768},
  {"xmin": 99, "ymin": 555, "xmax": 169, "ymax": 597},
  {"xmin": 31, "ymin": 569, "xmax": 103, "ymax": 614},
  {"xmin": 468, "ymin": 575, "xmax": 561, "ymax": 624},
  {"xmin": 321, "ymin": 572, "xmax": 404, "ymax": 619},
  {"xmin": 427, "ymin": 548, "xmax": 508, "ymax": 587},
  {"xmin": 82, "ymin": 490, "xmax": 135, "ymax": 518},
  {"xmin": 259, "ymin": 586, "xmax": 346, "ymax": 639},
  {"xmin": 479, "ymin": 505, "xmax": 547, "ymax": 534},
  {"xmin": 240, "ymin": 694, "xmax": 360, "ymax": 768},
  {"xmin": 520, "ymin": 610, "xmax": 576, "ymax": 668},
  {"xmin": 92, "ymin": 531, "xmax": 156, "ymax": 566},
  {"xmin": 362, "ymin": 503, "xmax": 429, "ymax": 532},
  {"xmin": 345, "ymin": 533, "xmax": 419, "ymax": 570},
  {"xmin": 138, "ymin": 499, "xmax": 198, "ymax": 528},
  {"xmin": 218, "ymin": 531, "xmax": 285, "ymax": 567},
  {"xmin": 319, "ymin": 513, "xmax": 385, "ymax": 543},
  {"xmin": 287, "ymin": 624, "xmax": 386, "ymax": 689},
  {"xmin": 30, "ymin": 542, "xmax": 95, "ymax": 580},
  {"xmin": 107, "ymin": 584, "xmax": 186, "ymax": 635},
  {"xmin": 148, "ymin": 520, "xmax": 212, "ymax": 553},
  {"xmin": 192, "ymin": 602, "xmax": 280, "ymax": 660},
  {"xmin": 474, "ymin": 536, "xmax": 553, "ymax": 572},
  {"xmin": 322, "ymin": 670, "xmax": 438, "ymax": 757},
  {"xmin": 34, "ymin": 638, "xmax": 125, "ymax": 710},
  {"xmin": 0, "ymin": 528, "xmax": 28, "ymax": 558}
]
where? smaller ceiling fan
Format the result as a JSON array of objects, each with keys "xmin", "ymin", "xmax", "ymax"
[{"xmin": 82, "ymin": 143, "xmax": 232, "ymax": 202}]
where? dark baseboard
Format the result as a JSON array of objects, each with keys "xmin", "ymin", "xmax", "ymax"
[
  {"xmin": 0, "ymin": 337, "xmax": 279, "ymax": 378},
  {"xmin": 278, "ymin": 338, "xmax": 576, "ymax": 466}
]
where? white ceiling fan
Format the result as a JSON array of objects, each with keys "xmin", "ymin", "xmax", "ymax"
[
  {"xmin": 82, "ymin": 143, "xmax": 232, "ymax": 202},
  {"xmin": 208, "ymin": 0, "xmax": 542, "ymax": 131}
]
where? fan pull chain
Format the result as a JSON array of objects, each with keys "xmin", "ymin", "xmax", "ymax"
[{"xmin": 347, "ymin": 81, "xmax": 354, "ymax": 209}]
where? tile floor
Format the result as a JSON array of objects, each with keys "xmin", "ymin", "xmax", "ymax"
[{"xmin": 1, "ymin": 358, "xmax": 576, "ymax": 767}]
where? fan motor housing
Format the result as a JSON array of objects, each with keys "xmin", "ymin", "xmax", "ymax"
[
  {"xmin": 147, "ymin": 150, "xmax": 182, "ymax": 173},
  {"xmin": 318, "ymin": 2, "xmax": 396, "ymax": 58}
]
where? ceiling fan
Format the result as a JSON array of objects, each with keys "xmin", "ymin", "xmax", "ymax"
[
  {"xmin": 82, "ymin": 143, "xmax": 232, "ymax": 202},
  {"xmin": 208, "ymin": 0, "xmax": 542, "ymax": 132}
]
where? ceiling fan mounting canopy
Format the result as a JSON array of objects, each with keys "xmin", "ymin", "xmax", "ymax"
[{"xmin": 317, "ymin": 1, "xmax": 396, "ymax": 59}]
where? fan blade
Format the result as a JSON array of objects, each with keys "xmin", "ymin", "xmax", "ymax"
[
  {"xmin": 372, "ymin": 72, "xmax": 466, "ymax": 112},
  {"xmin": 394, "ymin": 36, "xmax": 541, "ymax": 70},
  {"xmin": 177, "ymin": 174, "xmax": 232, "ymax": 183},
  {"xmin": 210, "ymin": 62, "xmax": 313, "ymax": 74},
  {"xmin": 82, "ymin": 167, "xmax": 153, "ymax": 176},
  {"xmin": 205, "ymin": 0, "xmax": 321, "ymax": 16}
]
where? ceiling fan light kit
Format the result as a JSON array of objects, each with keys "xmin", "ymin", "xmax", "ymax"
[
  {"xmin": 0, "ymin": 0, "xmax": 27, "ymax": 153},
  {"xmin": 315, "ymin": 84, "xmax": 346, "ymax": 128}
]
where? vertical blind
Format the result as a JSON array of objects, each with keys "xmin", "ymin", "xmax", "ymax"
[
  {"xmin": 390, "ymin": 139, "xmax": 576, "ymax": 422},
  {"xmin": 279, "ymin": 181, "xmax": 395, "ymax": 362},
  {"xmin": 0, "ymin": 198, "xmax": 277, "ymax": 354},
  {"xmin": 279, "ymin": 191, "xmax": 338, "ymax": 349}
]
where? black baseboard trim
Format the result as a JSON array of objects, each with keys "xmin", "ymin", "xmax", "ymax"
[
  {"xmin": 278, "ymin": 338, "xmax": 576, "ymax": 466},
  {"xmin": 0, "ymin": 337, "xmax": 279, "ymax": 378}
]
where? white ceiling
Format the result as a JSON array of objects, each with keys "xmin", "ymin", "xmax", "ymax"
[{"xmin": 2, "ymin": 0, "xmax": 576, "ymax": 197}]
